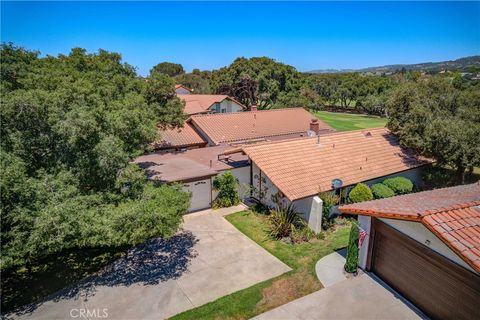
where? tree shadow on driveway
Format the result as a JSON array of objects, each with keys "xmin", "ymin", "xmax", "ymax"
[{"xmin": 10, "ymin": 230, "xmax": 198, "ymax": 317}]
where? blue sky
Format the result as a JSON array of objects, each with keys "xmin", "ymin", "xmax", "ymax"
[{"xmin": 2, "ymin": 1, "xmax": 479, "ymax": 75}]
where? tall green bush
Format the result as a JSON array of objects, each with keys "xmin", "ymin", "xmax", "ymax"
[
  {"xmin": 371, "ymin": 183, "xmax": 395, "ymax": 199},
  {"xmin": 344, "ymin": 222, "xmax": 359, "ymax": 273},
  {"xmin": 212, "ymin": 172, "xmax": 240, "ymax": 208},
  {"xmin": 383, "ymin": 177, "xmax": 413, "ymax": 195},
  {"xmin": 318, "ymin": 191, "xmax": 339, "ymax": 230},
  {"xmin": 348, "ymin": 183, "xmax": 373, "ymax": 203}
]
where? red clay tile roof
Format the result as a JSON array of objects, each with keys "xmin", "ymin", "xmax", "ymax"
[
  {"xmin": 133, "ymin": 145, "xmax": 249, "ymax": 182},
  {"xmin": 240, "ymin": 128, "xmax": 429, "ymax": 201},
  {"xmin": 189, "ymin": 108, "xmax": 334, "ymax": 145},
  {"xmin": 175, "ymin": 84, "xmax": 191, "ymax": 90},
  {"xmin": 177, "ymin": 94, "xmax": 245, "ymax": 115},
  {"xmin": 154, "ymin": 124, "xmax": 207, "ymax": 149},
  {"xmin": 340, "ymin": 182, "xmax": 480, "ymax": 273}
]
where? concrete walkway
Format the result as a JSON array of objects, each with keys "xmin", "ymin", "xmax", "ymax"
[
  {"xmin": 315, "ymin": 248, "xmax": 349, "ymax": 288},
  {"xmin": 10, "ymin": 205, "xmax": 291, "ymax": 320},
  {"xmin": 252, "ymin": 274, "xmax": 423, "ymax": 320}
]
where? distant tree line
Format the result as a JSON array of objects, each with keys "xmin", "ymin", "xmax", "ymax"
[{"xmin": 153, "ymin": 56, "xmax": 479, "ymax": 117}]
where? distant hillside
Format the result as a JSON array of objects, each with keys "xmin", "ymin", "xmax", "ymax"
[{"xmin": 309, "ymin": 56, "xmax": 480, "ymax": 74}]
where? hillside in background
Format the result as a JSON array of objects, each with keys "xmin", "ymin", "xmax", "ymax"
[{"xmin": 310, "ymin": 56, "xmax": 480, "ymax": 74}]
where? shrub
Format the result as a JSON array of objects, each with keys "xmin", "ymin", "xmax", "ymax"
[
  {"xmin": 344, "ymin": 222, "xmax": 359, "ymax": 273},
  {"xmin": 290, "ymin": 221, "xmax": 315, "ymax": 244},
  {"xmin": 383, "ymin": 177, "xmax": 413, "ymax": 195},
  {"xmin": 212, "ymin": 172, "xmax": 240, "ymax": 208},
  {"xmin": 371, "ymin": 183, "xmax": 395, "ymax": 199},
  {"xmin": 318, "ymin": 191, "xmax": 339, "ymax": 230},
  {"xmin": 268, "ymin": 202, "xmax": 299, "ymax": 239},
  {"xmin": 348, "ymin": 183, "xmax": 373, "ymax": 203}
]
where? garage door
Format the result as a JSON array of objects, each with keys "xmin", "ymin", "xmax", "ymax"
[
  {"xmin": 369, "ymin": 219, "xmax": 480, "ymax": 320},
  {"xmin": 183, "ymin": 179, "xmax": 211, "ymax": 212}
]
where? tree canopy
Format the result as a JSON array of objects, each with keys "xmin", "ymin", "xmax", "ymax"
[
  {"xmin": 386, "ymin": 77, "xmax": 480, "ymax": 182},
  {"xmin": 0, "ymin": 43, "xmax": 189, "ymax": 270},
  {"xmin": 150, "ymin": 61, "xmax": 185, "ymax": 77}
]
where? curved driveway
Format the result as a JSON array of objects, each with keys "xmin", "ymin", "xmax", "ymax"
[{"xmin": 10, "ymin": 205, "xmax": 291, "ymax": 320}]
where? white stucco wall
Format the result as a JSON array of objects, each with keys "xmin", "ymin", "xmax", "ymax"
[
  {"xmin": 175, "ymin": 87, "xmax": 191, "ymax": 95},
  {"xmin": 357, "ymin": 216, "xmax": 475, "ymax": 273},
  {"xmin": 252, "ymin": 163, "xmax": 323, "ymax": 233},
  {"xmin": 293, "ymin": 196, "xmax": 323, "ymax": 233},
  {"xmin": 251, "ymin": 162, "xmax": 280, "ymax": 208},
  {"xmin": 209, "ymin": 99, "xmax": 244, "ymax": 113}
]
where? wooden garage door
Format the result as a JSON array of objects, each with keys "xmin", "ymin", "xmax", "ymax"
[{"xmin": 369, "ymin": 219, "xmax": 480, "ymax": 320}]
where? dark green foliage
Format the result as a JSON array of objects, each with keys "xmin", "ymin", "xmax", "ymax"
[
  {"xmin": 348, "ymin": 183, "xmax": 373, "ymax": 203},
  {"xmin": 371, "ymin": 183, "xmax": 395, "ymax": 199},
  {"xmin": 211, "ymin": 57, "xmax": 303, "ymax": 108},
  {"xmin": 344, "ymin": 222, "xmax": 359, "ymax": 273},
  {"xmin": 150, "ymin": 61, "xmax": 185, "ymax": 77},
  {"xmin": 318, "ymin": 191, "xmax": 339, "ymax": 230},
  {"xmin": 386, "ymin": 77, "xmax": 480, "ymax": 183},
  {"xmin": 267, "ymin": 202, "xmax": 299, "ymax": 239},
  {"xmin": 0, "ymin": 43, "xmax": 189, "ymax": 270},
  {"xmin": 212, "ymin": 172, "xmax": 241, "ymax": 208},
  {"xmin": 175, "ymin": 71, "xmax": 212, "ymax": 94},
  {"xmin": 382, "ymin": 177, "xmax": 414, "ymax": 195}
]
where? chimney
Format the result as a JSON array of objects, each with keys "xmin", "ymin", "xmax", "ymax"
[
  {"xmin": 251, "ymin": 105, "xmax": 257, "ymax": 112},
  {"xmin": 310, "ymin": 119, "xmax": 320, "ymax": 135}
]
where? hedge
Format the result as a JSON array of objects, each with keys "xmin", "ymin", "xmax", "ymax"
[
  {"xmin": 383, "ymin": 177, "xmax": 413, "ymax": 195},
  {"xmin": 348, "ymin": 183, "xmax": 373, "ymax": 203},
  {"xmin": 371, "ymin": 183, "xmax": 395, "ymax": 199}
]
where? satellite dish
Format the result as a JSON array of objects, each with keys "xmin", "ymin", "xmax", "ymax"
[
  {"xmin": 331, "ymin": 178, "xmax": 343, "ymax": 189},
  {"xmin": 306, "ymin": 130, "xmax": 316, "ymax": 137}
]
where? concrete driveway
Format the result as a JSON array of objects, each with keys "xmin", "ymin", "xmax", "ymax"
[
  {"xmin": 252, "ymin": 273, "xmax": 424, "ymax": 320},
  {"xmin": 10, "ymin": 205, "xmax": 291, "ymax": 320}
]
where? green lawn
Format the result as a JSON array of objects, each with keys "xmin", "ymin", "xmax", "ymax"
[
  {"xmin": 171, "ymin": 211, "xmax": 350, "ymax": 320},
  {"xmin": 312, "ymin": 111, "xmax": 388, "ymax": 132}
]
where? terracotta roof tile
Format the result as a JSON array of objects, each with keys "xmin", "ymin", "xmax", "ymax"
[
  {"xmin": 241, "ymin": 127, "xmax": 428, "ymax": 201},
  {"xmin": 340, "ymin": 183, "xmax": 480, "ymax": 273},
  {"xmin": 177, "ymin": 94, "xmax": 245, "ymax": 115},
  {"xmin": 154, "ymin": 124, "xmax": 207, "ymax": 149},
  {"xmin": 190, "ymin": 108, "xmax": 334, "ymax": 145}
]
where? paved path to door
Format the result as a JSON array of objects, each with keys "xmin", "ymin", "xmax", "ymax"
[
  {"xmin": 11, "ymin": 205, "xmax": 291, "ymax": 320},
  {"xmin": 253, "ymin": 273, "xmax": 423, "ymax": 320}
]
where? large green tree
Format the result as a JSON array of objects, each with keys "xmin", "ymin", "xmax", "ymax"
[
  {"xmin": 210, "ymin": 57, "xmax": 303, "ymax": 108},
  {"xmin": 386, "ymin": 77, "xmax": 480, "ymax": 182},
  {"xmin": 0, "ymin": 44, "xmax": 189, "ymax": 270},
  {"xmin": 150, "ymin": 61, "xmax": 185, "ymax": 77}
]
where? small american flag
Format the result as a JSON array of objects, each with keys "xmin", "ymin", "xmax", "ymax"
[{"xmin": 358, "ymin": 227, "xmax": 367, "ymax": 249}]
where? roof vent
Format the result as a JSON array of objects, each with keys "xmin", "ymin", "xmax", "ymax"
[
  {"xmin": 363, "ymin": 131, "xmax": 372, "ymax": 137},
  {"xmin": 310, "ymin": 119, "xmax": 320, "ymax": 135},
  {"xmin": 251, "ymin": 105, "xmax": 257, "ymax": 112}
]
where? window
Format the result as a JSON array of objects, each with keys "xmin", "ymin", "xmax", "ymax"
[
  {"xmin": 221, "ymin": 108, "xmax": 226, "ymax": 113},
  {"xmin": 214, "ymin": 103, "xmax": 220, "ymax": 113}
]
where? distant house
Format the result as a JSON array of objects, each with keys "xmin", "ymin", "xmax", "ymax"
[
  {"xmin": 177, "ymin": 94, "xmax": 246, "ymax": 115},
  {"xmin": 154, "ymin": 108, "xmax": 334, "ymax": 151},
  {"xmin": 340, "ymin": 183, "xmax": 480, "ymax": 320},
  {"xmin": 225, "ymin": 128, "xmax": 431, "ymax": 232},
  {"xmin": 175, "ymin": 84, "xmax": 192, "ymax": 95}
]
